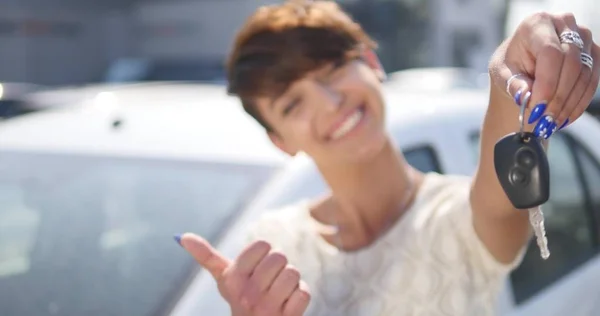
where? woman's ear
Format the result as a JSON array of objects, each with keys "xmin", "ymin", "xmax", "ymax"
[{"xmin": 362, "ymin": 49, "xmax": 387, "ymax": 82}]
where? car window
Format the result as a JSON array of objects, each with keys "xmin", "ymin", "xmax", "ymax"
[
  {"xmin": 104, "ymin": 59, "xmax": 226, "ymax": 83},
  {"xmin": 403, "ymin": 146, "xmax": 443, "ymax": 173},
  {"xmin": 146, "ymin": 62, "xmax": 225, "ymax": 83},
  {"xmin": 0, "ymin": 151, "xmax": 275, "ymax": 316},
  {"xmin": 575, "ymin": 144, "xmax": 600, "ymax": 212},
  {"xmin": 468, "ymin": 132, "xmax": 599, "ymax": 305},
  {"xmin": 104, "ymin": 59, "xmax": 151, "ymax": 83},
  {"xmin": 0, "ymin": 100, "xmax": 27, "ymax": 118},
  {"xmin": 588, "ymin": 91, "xmax": 600, "ymax": 120}
]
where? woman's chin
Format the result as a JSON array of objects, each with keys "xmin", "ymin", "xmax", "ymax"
[{"xmin": 346, "ymin": 132, "xmax": 389, "ymax": 163}]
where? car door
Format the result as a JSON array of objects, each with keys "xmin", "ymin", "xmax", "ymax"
[
  {"xmin": 389, "ymin": 108, "xmax": 600, "ymax": 315},
  {"xmin": 503, "ymin": 131, "xmax": 600, "ymax": 316},
  {"xmin": 466, "ymin": 127, "xmax": 600, "ymax": 316}
]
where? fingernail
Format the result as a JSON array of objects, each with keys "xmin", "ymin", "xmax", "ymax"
[
  {"xmin": 528, "ymin": 102, "xmax": 547, "ymax": 124},
  {"xmin": 544, "ymin": 122, "xmax": 558, "ymax": 139},
  {"xmin": 533, "ymin": 115, "xmax": 554, "ymax": 138},
  {"xmin": 514, "ymin": 90, "xmax": 523, "ymax": 106},
  {"xmin": 174, "ymin": 234, "xmax": 182, "ymax": 246},
  {"xmin": 558, "ymin": 119, "xmax": 569, "ymax": 130}
]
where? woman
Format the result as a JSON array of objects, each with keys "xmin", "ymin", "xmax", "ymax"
[{"xmin": 176, "ymin": 1, "xmax": 599, "ymax": 315}]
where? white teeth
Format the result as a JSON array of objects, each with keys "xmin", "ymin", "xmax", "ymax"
[{"xmin": 331, "ymin": 110, "xmax": 363, "ymax": 140}]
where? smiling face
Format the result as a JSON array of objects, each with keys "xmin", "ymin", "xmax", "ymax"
[
  {"xmin": 227, "ymin": 1, "xmax": 387, "ymax": 165},
  {"xmin": 256, "ymin": 58, "xmax": 387, "ymax": 164}
]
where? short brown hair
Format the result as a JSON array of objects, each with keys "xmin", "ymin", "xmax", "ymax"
[{"xmin": 226, "ymin": 0, "xmax": 377, "ymax": 131}]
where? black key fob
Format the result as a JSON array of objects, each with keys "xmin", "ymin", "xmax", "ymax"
[{"xmin": 494, "ymin": 132, "xmax": 550, "ymax": 209}]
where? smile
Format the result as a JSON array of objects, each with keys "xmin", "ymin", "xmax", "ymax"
[{"xmin": 330, "ymin": 106, "xmax": 365, "ymax": 140}]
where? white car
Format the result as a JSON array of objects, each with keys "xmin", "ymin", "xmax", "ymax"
[
  {"xmin": 385, "ymin": 67, "xmax": 490, "ymax": 92},
  {"xmin": 21, "ymin": 82, "xmax": 178, "ymax": 113},
  {"xmin": 0, "ymin": 83, "xmax": 288, "ymax": 316},
  {"xmin": 0, "ymin": 82, "xmax": 45, "ymax": 118},
  {"xmin": 103, "ymin": 58, "xmax": 227, "ymax": 84},
  {"xmin": 385, "ymin": 67, "xmax": 600, "ymax": 121},
  {"xmin": 172, "ymin": 88, "xmax": 600, "ymax": 316}
]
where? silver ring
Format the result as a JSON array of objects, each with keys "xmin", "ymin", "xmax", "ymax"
[
  {"xmin": 560, "ymin": 31, "xmax": 584, "ymax": 50},
  {"xmin": 581, "ymin": 52, "xmax": 594, "ymax": 69},
  {"xmin": 506, "ymin": 73, "xmax": 526, "ymax": 96}
]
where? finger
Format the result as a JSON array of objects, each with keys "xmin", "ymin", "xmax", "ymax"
[
  {"xmin": 535, "ymin": 14, "xmax": 582, "ymax": 131},
  {"xmin": 241, "ymin": 252, "xmax": 288, "ymax": 306},
  {"xmin": 556, "ymin": 27, "xmax": 595, "ymax": 130},
  {"xmin": 556, "ymin": 26, "xmax": 594, "ymax": 130},
  {"xmin": 252, "ymin": 252, "xmax": 288, "ymax": 292},
  {"xmin": 282, "ymin": 281, "xmax": 311, "ymax": 316},
  {"xmin": 232, "ymin": 240, "xmax": 271, "ymax": 276},
  {"xmin": 180, "ymin": 233, "xmax": 231, "ymax": 280},
  {"xmin": 527, "ymin": 14, "xmax": 564, "ymax": 125},
  {"xmin": 266, "ymin": 265, "xmax": 301, "ymax": 308},
  {"xmin": 566, "ymin": 42, "xmax": 600, "ymax": 126}
]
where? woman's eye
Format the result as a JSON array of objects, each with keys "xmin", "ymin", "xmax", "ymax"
[{"xmin": 283, "ymin": 99, "xmax": 300, "ymax": 115}]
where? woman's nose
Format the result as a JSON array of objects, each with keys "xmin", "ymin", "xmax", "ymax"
[{"xmin": 318, "ymin": 85, "xmax": 344, "ymax": 111}]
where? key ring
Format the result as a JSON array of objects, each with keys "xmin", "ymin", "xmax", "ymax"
[{"xmin": 519, "ymin": 91, "xmax": 532, "ymax": 140}]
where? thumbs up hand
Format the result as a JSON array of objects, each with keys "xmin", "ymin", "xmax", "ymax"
[{"xmin": 177, "ymin": 233, "xmax": 311, "ymax": 316}]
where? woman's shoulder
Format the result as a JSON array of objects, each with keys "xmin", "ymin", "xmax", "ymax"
[
  {"xmin": 244, "ymin": 200, "xmax": 314, "ymax": 244},
  {"xmin": 416, "ymin": 172, "xmax": 471, "ymax": 200},
  {"xmin": 407, "ymin": 172, "xmax": 473, "ymax": 223},
  {"xmin": 244, "ymin": 201, "xmax": 321, "ymax": 266},
  {"xmin": 421, "ymin": 171, "xmax": 471, "ymax": 186}
]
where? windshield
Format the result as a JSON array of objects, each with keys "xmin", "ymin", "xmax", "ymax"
[
  {"xmin": 104, "ymin": 59, "xmax": 226, "ymax": 83},
  {"xmin": 0, "ymin": 151, "xmax": 275, "ymax": 316}
]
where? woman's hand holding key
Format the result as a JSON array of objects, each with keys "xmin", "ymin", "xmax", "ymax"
[
  {"xmin": 177, "ymin": 234, "xmax": 311, "ymax": 316},
  {"xmin": 492, "ymin": 12, "xmax": 600, "ymax": 136}
]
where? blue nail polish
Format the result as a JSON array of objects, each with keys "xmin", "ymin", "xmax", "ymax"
[
  {"xmin": 174, "ymin": 234, "xmax": 182, "ymax": 246},
  {"xmin": 544, "ymin": 122, "xmax": 557, "ymax": 139},
  {"xmin": 558, "ymin": 119, "xmax": 569, "ymax": 130},
  {"xmin": 514, "ymin": 90, "xmax": 523, "ymax": 106},
  {"xmin": 528, "ymin": 103, "xmax": 547, "ymax": 124},
  {"xmin": 533, "ymin": 116, "xmax": 554, "ymax": 138}
]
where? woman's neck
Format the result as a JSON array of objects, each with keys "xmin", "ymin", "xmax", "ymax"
[{"xmin": 312, "ymin": 139, "xmax": 423, "ymax": 250}]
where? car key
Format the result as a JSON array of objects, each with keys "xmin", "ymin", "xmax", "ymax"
[{"xmin": 494, "ymin": 91, "xmax": 550, "ymax": 259}]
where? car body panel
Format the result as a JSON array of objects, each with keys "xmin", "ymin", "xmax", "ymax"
[
  {"xmin": 385, "ymin": 67, "xmax": 490, "ymax": 92},
  {"xmin": 2, "ymin": 83, "xmax": 287, "ymax": 166},
  {"xmin": 0, "ymin": 82, "xmax": 291, "ymax": 316},
  {"xmin": 0, "ymin": 82, "xmax": 46, "ymax": 118}
]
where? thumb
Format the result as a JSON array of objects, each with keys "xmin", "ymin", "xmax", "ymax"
[{"xmin": 177, "ymin": 233, "xmax": 231, "ymax": 280}]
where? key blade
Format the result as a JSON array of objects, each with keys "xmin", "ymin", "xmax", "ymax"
[{"xmin": 528, "ymin": 208, "xmax": 550, "ymax": 260}]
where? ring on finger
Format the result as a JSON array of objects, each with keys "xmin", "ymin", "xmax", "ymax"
[
  {"xmin": 560, "ymin": 31, "xmax": 585, "ymax": 50},
  {"xmin": 506, "ymin": 73, "xmax": 526, "ymax": 97},
  {"xmin": 581, "ymin": 52, "xmax": 594, "ymax": 70}
]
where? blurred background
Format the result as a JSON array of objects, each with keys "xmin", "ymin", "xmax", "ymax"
[
  {"xmin": 1, "ymin": 0, "xmax": 600, "ymax": 316},
  {"xmin": 1, "ymin": 0, "xmax": 599, "ymax": 117},
  {"xmin": 0, "ymin": 0, "xmax": 513, "ymax": 87}
]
